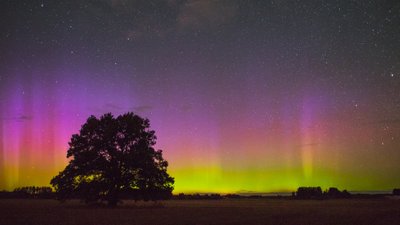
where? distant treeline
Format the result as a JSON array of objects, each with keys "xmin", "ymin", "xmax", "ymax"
[
  {"xmin": 173, "ymin": 193, "xmax": 290, "ymax": 200},
  {"xmin": 294, "ymin": 187, "xmax": 400, "ymax": 199},
  {"xmin": 0, "ymin": 186, "xmax": 54, "ymax": 199},
  {"xmin": 173, "ymin": 187, "xmax": 400, "ymax": 200},
  {"xmin": 0, "ymin": 188, "xmax": 171, "ymax": 201},
  {"xmin": 173, "ymin": 187, "xmax": 351, "ymax": 200},
  {"xmin": 294, "ymin": 187, "xmax": 351, "ymax": 199},
  {"xmin": 1, "ymin": 186, "xmax": 399, "ymax": 200}
]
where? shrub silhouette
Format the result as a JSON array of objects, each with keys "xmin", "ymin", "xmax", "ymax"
[{"xmin": 50, "ymin": 112, "xmax": 174, "ymax": 206}]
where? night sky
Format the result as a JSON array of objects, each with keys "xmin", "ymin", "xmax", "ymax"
[{"xmin": 1, "ymin": 0, "xmax": 400, "ymax": 193}]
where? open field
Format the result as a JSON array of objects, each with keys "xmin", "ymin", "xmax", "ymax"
[{"xmin": 1, "ymin": 198, "xmax": 399, "ymax": 225}]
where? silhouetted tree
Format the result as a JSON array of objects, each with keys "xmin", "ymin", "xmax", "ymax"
[
  {"xmin": 50, "ymin": 113, "xmax": 174, "ymax": 206},
  {"xmin": 324, "ymin": 187, "xmax": 351, "ymax": 199},
  {"xmin": 325, "ymin": 187, "xmax": 341, "ymax": 197},
  {"xmin": 296, "ymin": 187, "xmax": 323, "ymax": 199}
]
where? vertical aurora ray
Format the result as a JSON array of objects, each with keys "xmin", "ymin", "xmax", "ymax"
[
  {"xmin": 0, "ymin": 105, "xmax": 4, "ymax": 187},
  {"xmin": 300, "ymin": 97, "xmax": 316, "ymax": 180},
  {"xmin": 2, "ymin": 81, "xmax": 24, "ymax": 189}
]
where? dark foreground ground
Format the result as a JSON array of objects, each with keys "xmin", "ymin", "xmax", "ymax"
[{"xmin": 1, "ymin": 198, "xmax": 399, "ymax": 225}]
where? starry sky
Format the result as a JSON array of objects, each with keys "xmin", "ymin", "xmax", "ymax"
[{"xmin": 1, "ymin": 0, "xmax": 400, "ymax": 193}]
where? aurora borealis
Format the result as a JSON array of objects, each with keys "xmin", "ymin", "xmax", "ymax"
[{"xmin": 1, "ymin": 0, "xmax": 400, "ymax": 193}]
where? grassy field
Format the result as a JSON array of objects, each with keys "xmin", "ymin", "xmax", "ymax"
[{"xmin": 0, "ymin": 198, "xmax": 399, "ymax": 225}]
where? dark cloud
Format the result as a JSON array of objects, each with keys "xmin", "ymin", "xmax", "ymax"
[
  {"xmin": 89, "ymin": 104, "xmax": 152, "ymax": 115},
  {"xmin": 88, "ymin": 103, "xmax": 124, "ymax": 114},
  {"xmin": 1, "ymin": 115, "xmax": 32, "ymax": 122},
  {"xmin": 180, "ymin": 104, "xmax": 193, "ymax": 112},
  {"xmin": 177, "ymin": 0, "xmax": 238, "ymax": 31},
  {"xmin": 103, "ymin": 103, "xmax": 124, "ymax": 111},
  {"xmin": 94, "ymin": 0, "xmax": 238, "ymax": 38},
  {"xmin": 375, "ymin": 119, "xmax": 400, "ymax": 125},
  {"xmin": 102, "ymin": 0, "xmax": 180, "ymax": 38},
  {"xmin": 1, "ymin": 0, "xmax": 239, "ymax": 44},
  {"xmin": 132, "ymin": 105, "xmax": 153, "ymax": 113}
]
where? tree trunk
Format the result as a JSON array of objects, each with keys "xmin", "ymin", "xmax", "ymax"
[
  {"xmin": 107, "ymin": 189, "xmax": 119, "ymax": 207},
  {"xmin": 108, "ymin": 198, "xmax": 118, "ymax": 207}
]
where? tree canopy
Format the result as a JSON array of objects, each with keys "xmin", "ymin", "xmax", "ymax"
[{"xmin": 50, "ymin": 112, "xmax": 174, "ymax": 206}]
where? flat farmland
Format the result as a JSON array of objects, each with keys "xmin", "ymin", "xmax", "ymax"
[{"xmin": 0, "ymin": 198, "xmax": 399, "ymax": 225}]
